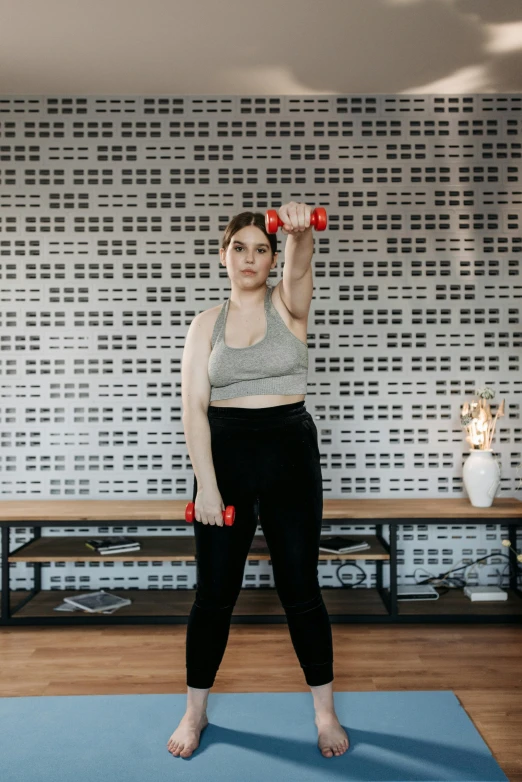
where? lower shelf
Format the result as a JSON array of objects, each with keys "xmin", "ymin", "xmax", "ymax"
[
  {"xmin": 3, "ymin": 588, "xmax": 387, "ymax": 618},
  {"xmin": 2, "ymin": 587, "xmax": 522, "ymax": 623},
  {"xmin": 393, "ymin": 587, "xmax": 522, "ymax": 616}
]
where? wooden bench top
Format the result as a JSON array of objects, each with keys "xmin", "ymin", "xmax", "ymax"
[{"xmin": 0, "ymin": 497, "xmax": 520, "ymax": 522}]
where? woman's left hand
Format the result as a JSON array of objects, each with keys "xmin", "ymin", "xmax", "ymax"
[{"xmin": 277, "ymin": 202, "xmax": 313, "ymax": 236}]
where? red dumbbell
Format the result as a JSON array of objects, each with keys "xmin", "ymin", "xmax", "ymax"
[
  {"xmin": 265, "ymin": 206, "xmax": 328, "ymax": 234},
  {"xmin": 185, "ymin": 501, "xmax": 236, "ymax": 527}
]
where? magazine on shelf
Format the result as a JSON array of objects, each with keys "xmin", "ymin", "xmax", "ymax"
[
  {"xmin": 85, "ymin": 537, "xmax": 141, "ymax": 554},
  {"xmin": 62, "ymin": 590, "xmax": 132, "ymax": 613},
  {"xmin": 319, "ymin": 536, "xmax": 370, "ymax": 554},
  {"xmin": 53, "ymin": 602, "xmax": 122, "ymax": 614},
  {"xmin": 87, "ymin": 545, "xmax": 142, "ymax": 555}
]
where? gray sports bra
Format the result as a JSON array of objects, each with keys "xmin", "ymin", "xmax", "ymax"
[{"xmin": 208, "ymin": 283, "xmax": 308, "ymax": 402}]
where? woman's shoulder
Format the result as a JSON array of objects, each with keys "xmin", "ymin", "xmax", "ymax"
[{"xmin": 198, "ymin": 303, "xmax": 225, "ymax": 345}]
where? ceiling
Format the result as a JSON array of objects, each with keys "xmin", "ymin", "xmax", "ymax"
[{"xmin": 1, "ymin": 0, "xmax": 522, "ymax": 95}]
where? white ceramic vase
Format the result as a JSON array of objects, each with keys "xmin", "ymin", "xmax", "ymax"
[{"xmin": 462, "ymin": 449, "xmax": 501, "ymax": 508}]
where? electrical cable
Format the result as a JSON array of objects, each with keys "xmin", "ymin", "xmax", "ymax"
[
  {"xmin": 329, "ymin": 548, "xmax": 522, "ymax": 590},
  {"xmin": 412, "ymin": 552, "xmax": 522, "ymax": 597}
]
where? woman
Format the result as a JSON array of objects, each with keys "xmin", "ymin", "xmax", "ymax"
[{"xmin": 168, "ymin": 202, "xmax": 349, "ymax": 760}]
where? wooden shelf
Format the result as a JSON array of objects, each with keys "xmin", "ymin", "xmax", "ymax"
[
  {"xmin": 3, "ymin": 588, "xmax": 389, "ymax": 618},
  {"xmin": 0, "ymin": 496, "xmax": 520, "ymax": 523},
  {"xmin": 8, "ymin": 534, "xmax": 390, "ymax": 562},
  {"xmin": 2, "ymin": 497, "xmax": 520, "ymax": 625},
  {"xmin": 394, "ymin": 588, "xmax": 522, "ymax": 616},
  {"xmin": 3, "ymin": 587, "xmax": 521, "ymax": 620}
]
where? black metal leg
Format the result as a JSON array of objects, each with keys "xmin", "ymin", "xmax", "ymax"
[
  {"xmin": 508, "ymin": 523, "xmax": 522, "ymax": 598},
  {"xmin": 34, "ymin": 525, "xmax": 42, "ymax": 593},
  {"xmin": 9, "ymin": 525, "xmax": 43, "ymax": 617},
  {"xmin": 389, "ymin": 523, "xmax": 398, "ymax": 617},
  {"xmin": 375, "ymin": 523, "xmax": 391, "ymax": 614},
  {"xmin": 1, "ymin": 525, "xmax": 11, "ymax": 622}
]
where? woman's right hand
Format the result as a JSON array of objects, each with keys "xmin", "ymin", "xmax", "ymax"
[{"xmin": 194, "ymin": 487, "xmax": 226, "ymax": 526}]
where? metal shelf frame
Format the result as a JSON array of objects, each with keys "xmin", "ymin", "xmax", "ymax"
[{"xmin": 1, "ymin": 516, "xmax": 521, "ymax": 626}]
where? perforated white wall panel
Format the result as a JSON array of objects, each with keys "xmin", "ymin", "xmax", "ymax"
[{"xmin": 1, "ymin": 94, "xmax": 521, "ymax": 593}]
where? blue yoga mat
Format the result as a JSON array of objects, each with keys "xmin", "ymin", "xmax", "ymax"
[{"xmin": 0, "ymin": 690, "xmax": 508, "ymax": 781}]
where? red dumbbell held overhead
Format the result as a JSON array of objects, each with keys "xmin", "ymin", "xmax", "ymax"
[
  {"xmin": 265, "ymin": 206, "xmax": 327, "ymax": 234},
  {"xmin": 185, "ymin": 501, "xmax": 236, "ymax": 526}
]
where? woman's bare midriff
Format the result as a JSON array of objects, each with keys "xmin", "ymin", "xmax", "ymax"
[{"xmin": 209, "ymin": 393, "xmax": 305, "ymax": 409}]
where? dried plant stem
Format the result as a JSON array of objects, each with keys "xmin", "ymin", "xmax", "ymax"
[{"xmin": 488, "ymin": 412, "xmax": 499, "ymax": 450}]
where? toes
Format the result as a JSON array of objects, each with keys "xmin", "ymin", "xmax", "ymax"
[{"xmin": 319, "ymin": 732, "xmax": 350, "ymax": 757}]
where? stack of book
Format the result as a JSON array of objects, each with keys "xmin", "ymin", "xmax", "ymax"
[
  {"xmin": 85, "ymin": 536, "xmax": 141, "ymax": 555},
  {"xmin": 54, "ymin": 590, "xmax": 132, "ymax": 614},
  {"xmin": 319, "ymin": 536, "xmax": 370, "ymax": 554}
]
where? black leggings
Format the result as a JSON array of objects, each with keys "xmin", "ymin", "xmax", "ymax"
[{"xmin": 186, "ymin": 401, "xmax": 334, "ymax": 689}]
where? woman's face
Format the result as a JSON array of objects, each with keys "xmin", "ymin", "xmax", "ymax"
[{"xmin": 220, "ymin": 225, "xmax": 277, "ymax": 282}]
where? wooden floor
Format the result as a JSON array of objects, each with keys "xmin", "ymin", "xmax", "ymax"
[{"xmin": 1, "ymin": 623, "xmax": 520, "ymax": 779}]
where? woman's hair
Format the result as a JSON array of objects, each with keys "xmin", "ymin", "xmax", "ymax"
[{"xmin": 221, "ymin": 211, "xmax": 278, "ymax": 257}]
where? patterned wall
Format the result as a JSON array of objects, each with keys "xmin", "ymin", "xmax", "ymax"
[{"xmin": 1, "ymin": 94, "xmax": 521, "ymax": 595}]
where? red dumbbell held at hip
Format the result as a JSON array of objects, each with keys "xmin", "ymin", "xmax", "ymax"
[
  {"xmin": 265, "ymin": 206, "xmax": 327, "ymax": 234},
  {"xmin": 185, "ymin": 501, "xmax": 236, "ymax": 526}
]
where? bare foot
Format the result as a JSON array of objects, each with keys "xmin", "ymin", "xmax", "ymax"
[
  {"xmin": 315, "ymin": 713, "xmax": 349, "ymax": 758},
  {"xmin": 167, "ymin": 712, "xmax": 209, "ymax": 758}
]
